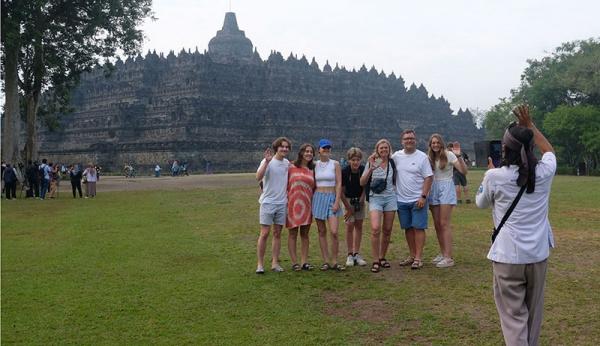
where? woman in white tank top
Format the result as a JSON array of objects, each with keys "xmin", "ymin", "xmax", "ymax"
[{"xmin": 312, "ymin": 139, "xmax": 345, "ymax": 271}]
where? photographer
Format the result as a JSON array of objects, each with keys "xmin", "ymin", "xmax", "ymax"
[
  {"xmin": 476, "ymin": 105, "xmax": 556, "ymax": 346},
  {"xmin": 341, "ymin": 147, "xmax": 367, "ymax": 267}
]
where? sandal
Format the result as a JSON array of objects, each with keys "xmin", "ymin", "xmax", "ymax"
[
  {"xmin": 320, "ymin": 263, "xmax": 331, "ymax": 271},
  {"xmin": 399, "ymin": 256, "xmax": 415, "ymax": 266},
  {"xmin": 371, "ymin": 262, "xmax": 381, "ymax": 273},
  {"xmin": 331, "ymin": 263, "xmax": 346, "ymax": 271},
  {"xmin": 301, "ymin": 263, "xmax": 313, "ymax": 271},
  {"xmin": 379, "ymin": 258, "xmax": 391, "ymax": 268},
  {"xmin": 292, "ymin": 263, "xmax": 301, "ymax": 272},
  {"xmin": 411, "ymin": 259, "xmax": 423, "ymax": 270}
]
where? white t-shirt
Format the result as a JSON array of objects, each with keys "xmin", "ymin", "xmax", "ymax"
[
  {"xmin": 391, "ymin": 149, "xmax": 433, "ymax": 202},
  {"xmin": 257, "ymin": 158, "xmax": 289, "ymax": 204},
  {"xmin": 315, "ymin": 159, "xmax": 337, "ymax": 187},
  {"xmin": 476, "ymin": 152, "xmax": 557, "ymax": 264},
  {"xmin": 433, "ymin": 151, "xmax": 458, "ymax": 181}
]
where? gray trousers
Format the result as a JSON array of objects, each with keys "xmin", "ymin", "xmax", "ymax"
[{"xmin": 492, "ymin": 260, "xmax": 547, "ymax": 346}]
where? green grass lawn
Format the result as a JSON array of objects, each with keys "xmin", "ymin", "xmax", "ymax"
[{"xmin": 2, "ymin": 172, "xmax": 599, "ymax": 345}]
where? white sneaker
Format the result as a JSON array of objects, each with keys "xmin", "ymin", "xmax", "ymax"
[
  {"xmin": 354, "ymin": 253, "xmax": 367, "ymax": 266},
  {"xmin": 346, "ymin": 255, "xmax": 355, "ymax": 267},
  {"xmin": 436, "ymin": 257, "xmax": 455, "ymax": 268},
  {"xmin": 271, "ymin": 264, "xmax": 284, "ymax": 272},
  {"xmin": 256, "ymin": 265, "xmax": 265, "ymax": 274},
  {"xmin": 432, "ymin": 254, "xmax": 444, "ymax": 264}
]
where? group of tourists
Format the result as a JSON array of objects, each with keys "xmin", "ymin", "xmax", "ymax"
[
  {"xmin": 1, "ymin": 159, "xmax": 100, "ymax": 200},
  {"xmin": 255, "ymin": 128, "xmax": 469, "ymax": 274},
  {"xmin": 255, "ymin": 105, "xmax": 556, "ymax": 346}
]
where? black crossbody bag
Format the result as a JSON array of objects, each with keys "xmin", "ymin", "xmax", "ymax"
[{"xmin": 491, "ymin": 185, "xmax": 526, "ymax": 244}]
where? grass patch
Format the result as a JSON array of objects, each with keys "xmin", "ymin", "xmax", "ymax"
[{"xmin": 2, "ymin": 173, "xmax": 599, "ymax": 344}]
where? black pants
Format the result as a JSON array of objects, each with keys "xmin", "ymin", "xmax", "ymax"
[
  {"xmin": 4, "ymin": 181, "xmax": 17, "ymax": 199},
  {"xmin": 71, "ymin": 181, "xmax": 83, "ymax": 198},
  {"xmin": 28, "ymin": 179, "xmax": 40, "ymax": 197}
]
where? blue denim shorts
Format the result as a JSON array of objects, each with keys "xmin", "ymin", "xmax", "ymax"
[
  {"xmin": 397, "ymin": 201, "xmax": 428, "ymax": 230},
  {"xmin": 368, "ymin": 194, "xmax": 397, "ymax": 212}
]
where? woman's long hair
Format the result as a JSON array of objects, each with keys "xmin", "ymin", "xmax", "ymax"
[
  {"xmin": 427, "ymin": 133, "xmax": 448, "ymax": 171},
  {"xmin": 294, "ymin": 143, "xmax": 316, "ymax": 170}
]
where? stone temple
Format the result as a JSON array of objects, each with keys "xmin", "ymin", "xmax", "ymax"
[{"xmin": 38, "ymin": 12, "xmax": 484, "ymax": 173}]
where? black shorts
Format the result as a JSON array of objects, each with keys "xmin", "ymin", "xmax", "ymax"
[{"xmin": 453, "ymin": 171, "xmax": 467, "ymax": 186}]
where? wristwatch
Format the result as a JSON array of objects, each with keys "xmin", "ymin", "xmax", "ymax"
[{"xmin": 421, "ymin": 194, "xmax": 427, "ymax": 199}]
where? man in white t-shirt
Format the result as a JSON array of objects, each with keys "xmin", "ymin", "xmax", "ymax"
[
  {"xmin": 476, "ymin": 105, "xmax": 556, "ymax": 346},
  {"xmin": 255, "ymin": 137, "xmax": 291, "ymax": 274},
  {"xmin": 391, "ymin": 129, "xmax": 433, "ymax": 269}
]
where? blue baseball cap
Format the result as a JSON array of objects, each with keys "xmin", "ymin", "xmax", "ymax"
[{"xmin": 318, "ymin": 139, "xmax": 332, "ymax": 148}]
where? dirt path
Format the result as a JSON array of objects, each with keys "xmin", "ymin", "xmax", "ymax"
[{"xmin": 96, "ymin": 173, "xmax": 257, "ymax": 192}]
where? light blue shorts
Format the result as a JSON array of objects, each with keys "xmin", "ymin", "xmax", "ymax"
[
  {"xmin": 368, "ymin": 194, "xmax": 397, "ymax": 212},
  {"xmin": 260, "ymin": 203, "xmax": 286, "ymax": 226},
  {"xmin": 397, "ymin": 201, "xmax": 428, "ymax": 230},
  {"xmin": 428, "ymin": 180, "xmax": 457, "ymax": 205},
  {"xmin": 312, "ymin": 192, "xmax": 341, "ymax": 220}
]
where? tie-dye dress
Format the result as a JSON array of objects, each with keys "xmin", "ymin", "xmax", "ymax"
[{"xmin": 286, "ymin": 166, "xmax": 315, "ymax": 228}]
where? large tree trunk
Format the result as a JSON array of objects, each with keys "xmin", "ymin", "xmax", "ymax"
[
  {"xmin": 24, "ymin": 93, "xmax": 40, "ymax": 162},
  {"xmin": 1, "ymin": 25, "xmax": 21, "ymax": 164}
]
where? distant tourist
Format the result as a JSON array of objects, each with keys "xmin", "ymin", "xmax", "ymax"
[
  {"xmin": 155, "ymin": 164, "xmax": 161, "ymax": 177},
  {"xmin": 313, "ymin": 139, "xmax": 344, "ymax": 271},
  {"xmin": 25, "ymin": 160, "xmax": 40, "ymax": 198},
  {"xmin": 341, "ymin": 147, "xmax": 367, "ymax": 268},
  {"xmin": 255, "ymin": 137, "xmax": 291, "ymax": 274},
  {"xmin": 427, "ymin": 134, "xmax": 468, "ymax": 268},
  {"xmin": 449, "ymin": 142, "xmax": 471, "ymax": 204},
  {"xmin": 2, "ymin": 163, "xmax": 18, "ymax": 200},
  {"xmin": 69, "ymin": 165, "xmax": 83, "ymax": 198},
  {"xmin": 392, "ymin": 129, "xmax": 433, "ymax": 270},
  {"xmin": 360, "ymin": 140, "xmax": 398, "ymax": 272},
  {"xmin": 476, "ymin": 105, "xmax": 556, "ymax": 346},
  {"xmin": 83, "ymin": 164, "xmax": 98, "ymax": 198},
  {"xmin": 286, "ymin": 143, "xmax": 316, "ymax": 271},
  {"xmin": 47, "ymin": 163, "xmax": 59, "ymax": 199},
  {"xmin": 39, "ymin": 159, "xmax": 52, "ymax": 200}
]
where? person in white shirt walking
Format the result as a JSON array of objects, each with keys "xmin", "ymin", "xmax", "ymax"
[
  {"xmin": 391, "ymin": 130, "xmax": 433, "ymax": 270},
  {"xmin": 256, "ymin": 137, "xmax": 291, "ymax": 274},
  {"xmin": 476, "ymin": 105, "xmax": 556, "ymax": 346}
]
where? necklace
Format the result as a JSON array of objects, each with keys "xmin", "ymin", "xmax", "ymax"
[{"xmin": 318, "ymin": 160, "xmax": 329, "ymax": 168}]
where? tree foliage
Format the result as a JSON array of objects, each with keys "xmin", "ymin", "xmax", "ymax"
[
  {"xmin": 483, "ymin": 98, "xmax": 515, "ymax": 140},
  {"xmin": 484, "ymin": 38, "xmax": 600, "ymax": 170},
  {"xmin": 543, "ymin": 105, "xmax": 600, "ymax": 168},
  {"xmin": 1, "ymin": 0, "xmax": 154, "ymax": 163}
]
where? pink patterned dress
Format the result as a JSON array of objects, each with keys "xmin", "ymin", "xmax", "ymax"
[{"xmin": 286, "ymin": 166, "xmax": 315, "ymax": 228}]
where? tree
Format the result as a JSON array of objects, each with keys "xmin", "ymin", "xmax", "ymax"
[
  {"xmin": 513, "ymin": 38, "xmax": 600, "ymax": 125},
  {"xmin": 483, "ymin": 98, "xmax": 515, "ymax": 139},
  {"xmin": 543, "ymin": 105, "xmax": 600, "ymax": 170},
  {"xmin": 1, "ymin": 0, "xmax": 154, "ymax": 164}
]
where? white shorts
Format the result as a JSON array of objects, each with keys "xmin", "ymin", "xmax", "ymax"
[{"xmin": 428, "ymin": 180, "xmax": 457, "ymax": 205}]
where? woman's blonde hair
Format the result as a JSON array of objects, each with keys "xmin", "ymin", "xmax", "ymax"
[
  {"xmin": 373, "ymin": 139, "xmax": 392, "ymax": 158},
  {"xmin": 427, "ymin": 133, "xmax": 448, "ymax": 170},
  {"xmin": 346, "ymin": 147, "xmax": 363, "ymax": 160}
]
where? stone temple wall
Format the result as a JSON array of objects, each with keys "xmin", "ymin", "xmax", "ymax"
[{"xmin": 38, "ymin": 17, "xmax": 483, "ymax": 174}]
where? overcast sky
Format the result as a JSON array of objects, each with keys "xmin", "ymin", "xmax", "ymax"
[{"xmin": 140, "ymin": 0, "xmax": 599, "ymax": 112}]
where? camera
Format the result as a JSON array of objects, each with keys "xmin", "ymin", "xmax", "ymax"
[{"xmin": 350, "ymin": 197, "xmax": 361, "ymax": 212}]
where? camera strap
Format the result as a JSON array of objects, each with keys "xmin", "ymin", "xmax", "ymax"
[{"xmin": 491, "ymin": 185, "xmax": 526, "ymax": 244}]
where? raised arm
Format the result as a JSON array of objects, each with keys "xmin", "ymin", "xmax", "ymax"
[
  {"xmin": 255, "ymin": 148, "xmax": 273, "ymax": 181},
  {"xmin": 513, "ymin": 105, "xmax": 554, "ymax": 154},
  {"xmin": 451, "ymin": 142, "xmax": 468, "ymax": 175}
]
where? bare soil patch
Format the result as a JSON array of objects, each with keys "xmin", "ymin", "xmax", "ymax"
[{"xmin": 95, "ymin": 173, "xmax": 257, "ymax": 192}]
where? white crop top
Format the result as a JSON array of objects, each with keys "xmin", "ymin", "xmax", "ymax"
[{"xmin": 315, "ymin": 160, "xmax": 337, "ymax": 187}]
